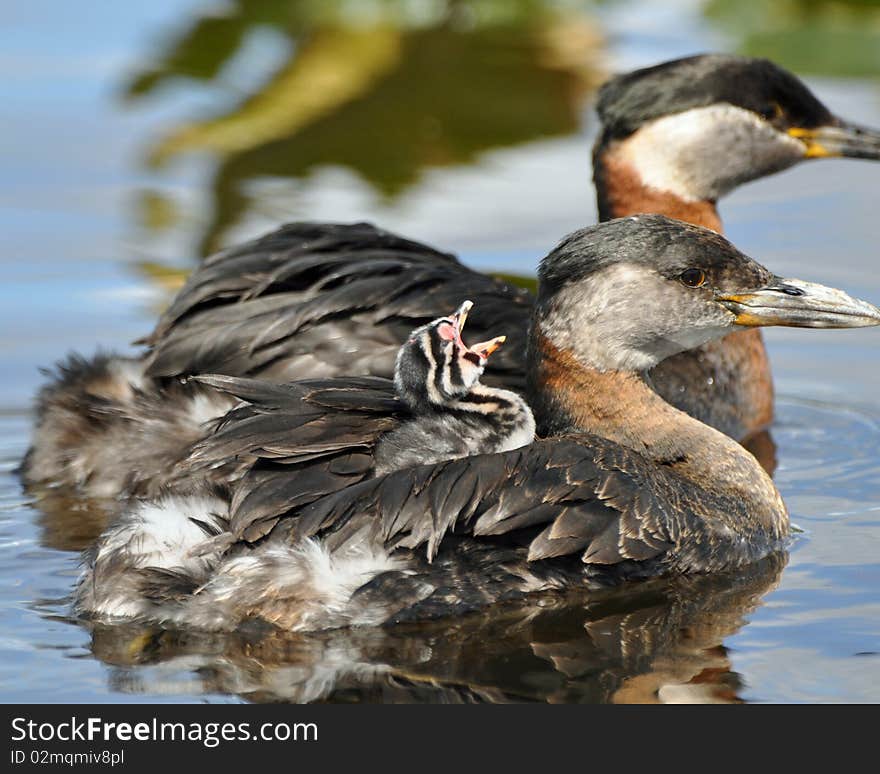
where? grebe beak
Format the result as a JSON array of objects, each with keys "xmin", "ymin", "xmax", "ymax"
[
  {"xmin": 451, "ymin": 300, "xmax": 474, "ymax": 334},
  {"xmin": 717, "ymin": 278, "xmax": 880, "ymax": 328},
  {"xmin": 447, "ymin": 300, "xmax": 506, "ymax": 360},
  {"xmin": 788, "ymin": 119, "xmax": 880, "ymax": 161},
  {"xmin": 470, "ymin": 335, "xmax": 507, "ymax": 359}
]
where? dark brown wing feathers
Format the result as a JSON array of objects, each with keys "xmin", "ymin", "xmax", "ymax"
[
  {"xmin": 141, "ymin": 222, "xmax": 532, "ymax": 388},
  {"xmin": 256, "ymin": 437, "xmax": 674, "ymax": 569}
]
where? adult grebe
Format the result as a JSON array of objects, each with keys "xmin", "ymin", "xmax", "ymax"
[
  {"xmin": 23, "ymin": 54, "xmax": 880, "ymax": 499},
  {"xmin": 74, "ymin": 216, "xmax": 880, "ymax": 631}
]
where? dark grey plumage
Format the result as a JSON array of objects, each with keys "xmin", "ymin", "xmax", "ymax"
[
  {"xmin": 70, "ymin": 214, "xmax": 880, "ymax": 632},
  {"xmin": 142, "ymin": 222, "xmax": 529, "ymax": 387},
  {"xmin": 20, "ymin": 223, "xmax": 529, "ymax": 498},
  {"xmin": 171, "ymin": 305, "xmax": 532, "ymax": 540},
  {"xmin": 23, "ymin": 352, "xmax": 234, "ymax": 499},
  {"xmin": 594, "ymin": 53, "xmax": 832, "ymax": 144}
]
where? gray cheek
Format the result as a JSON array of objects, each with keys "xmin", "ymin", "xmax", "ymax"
[
  {"xmin": 633, "ymin": 290, "xmax": 737, "ymax": 360},
  {"xmin": 539, "ymin": 267, "xmax": 739, "ymax": 371},
  {"xmin": 690, "ymin": 125, "xmax": 805, "ymax": 198}
]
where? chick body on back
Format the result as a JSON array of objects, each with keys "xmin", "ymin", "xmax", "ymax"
[{"xmin": 374, "ymin": 307, "xmax": 534, "ymax": 475}]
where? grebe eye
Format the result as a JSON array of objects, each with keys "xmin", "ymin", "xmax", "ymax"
[
  {"xmin": 758, "ymin": 102, "xmax": 784, "ymax": 122},
  {"xmin": 680, "ymin": 268, "xmax": 706, "ymax": 288}
]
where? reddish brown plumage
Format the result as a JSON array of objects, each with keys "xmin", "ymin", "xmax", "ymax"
[
  {"xmin": 594, "ymin": 146, "xmax": 774, "ymax": 442},
  {"xmin": 652, "ymin": 331, "xmax": 773, "ymax": 441},
  {"xmin": 530, "ymin": 332, "xmax": 771, "ymax": 467},
  {"xmin": 596, "ymin": 149, "xmax": 723, "ymax": 233}
]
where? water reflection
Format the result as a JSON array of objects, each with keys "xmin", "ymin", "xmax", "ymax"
[
  {"xmin": 29, "ymin": 488, "xmax": 122, "ymax": 553},
  {"xmin": 125, "ymin": 0, "xmax": 603, "ymax": 256},
  {"xmin": 83, "ymin": 553, "xmax": 786, "ymax": 703},
  {"xmin": 706, "ymin": 0, "xmax": 880, "ymax": 77}
]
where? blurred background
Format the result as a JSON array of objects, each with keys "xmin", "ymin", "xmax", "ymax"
[{"xmin": 2, "ymin": 0, "xmax": 880, "ymax": 702}]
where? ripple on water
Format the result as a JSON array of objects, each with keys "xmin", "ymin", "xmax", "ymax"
[
  {"xmin": 726, "ymin": 397, "xmax": 880, "ymax": 702},
  {"xmin": 772, "ymin": 396, "xmax": 880, "ymax": 510}
]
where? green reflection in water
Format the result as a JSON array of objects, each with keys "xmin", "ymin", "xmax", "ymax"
[
  {"xmin": 125, "ymin": 0, "xmax": 605, "ymax": 256},
  {"xmin": 705, "ymin": 0, "xmax": 880, "ymax": 77}
]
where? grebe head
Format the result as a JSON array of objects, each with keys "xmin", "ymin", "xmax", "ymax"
[
  {"xmin": 394, "ymin": 300, "xmax": 506, "ymax": 411},
  {"xmin": 533, "ymin": 214, "xmax": 880, "ymax": 373},
  {"xmin": 595, "ymin": 54, "xmax": 880, "ymax": 204}
]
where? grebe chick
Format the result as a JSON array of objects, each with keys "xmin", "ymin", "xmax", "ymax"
[{"xmin": 374, "ymin": 299, "xmax": 533, "ymax": 475}]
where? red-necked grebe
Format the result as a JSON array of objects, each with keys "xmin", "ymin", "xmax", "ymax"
[{"xmin": 73, "ymin": 215, "xmax": 880, "ymax": 631}]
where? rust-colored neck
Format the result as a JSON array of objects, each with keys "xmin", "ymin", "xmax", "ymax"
[
  {"xmin": 527, "ymin": 332, "xmax": 784, "ymax": 529},
  {"xmin": 528, "ymin": 332, "xmax": 692, "ymax": 458},
  {"xmin": 592, "ymin": 139, "xmax": 774, "ymax": 444},
  {"xmin": 594, "ymin": 143, "xmax": 723, "ymax": 233}
]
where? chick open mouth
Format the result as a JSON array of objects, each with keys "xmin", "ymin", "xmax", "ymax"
[{"xmin": 449, "ymin": 300, "xmax": 506, "ymax": 360}]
